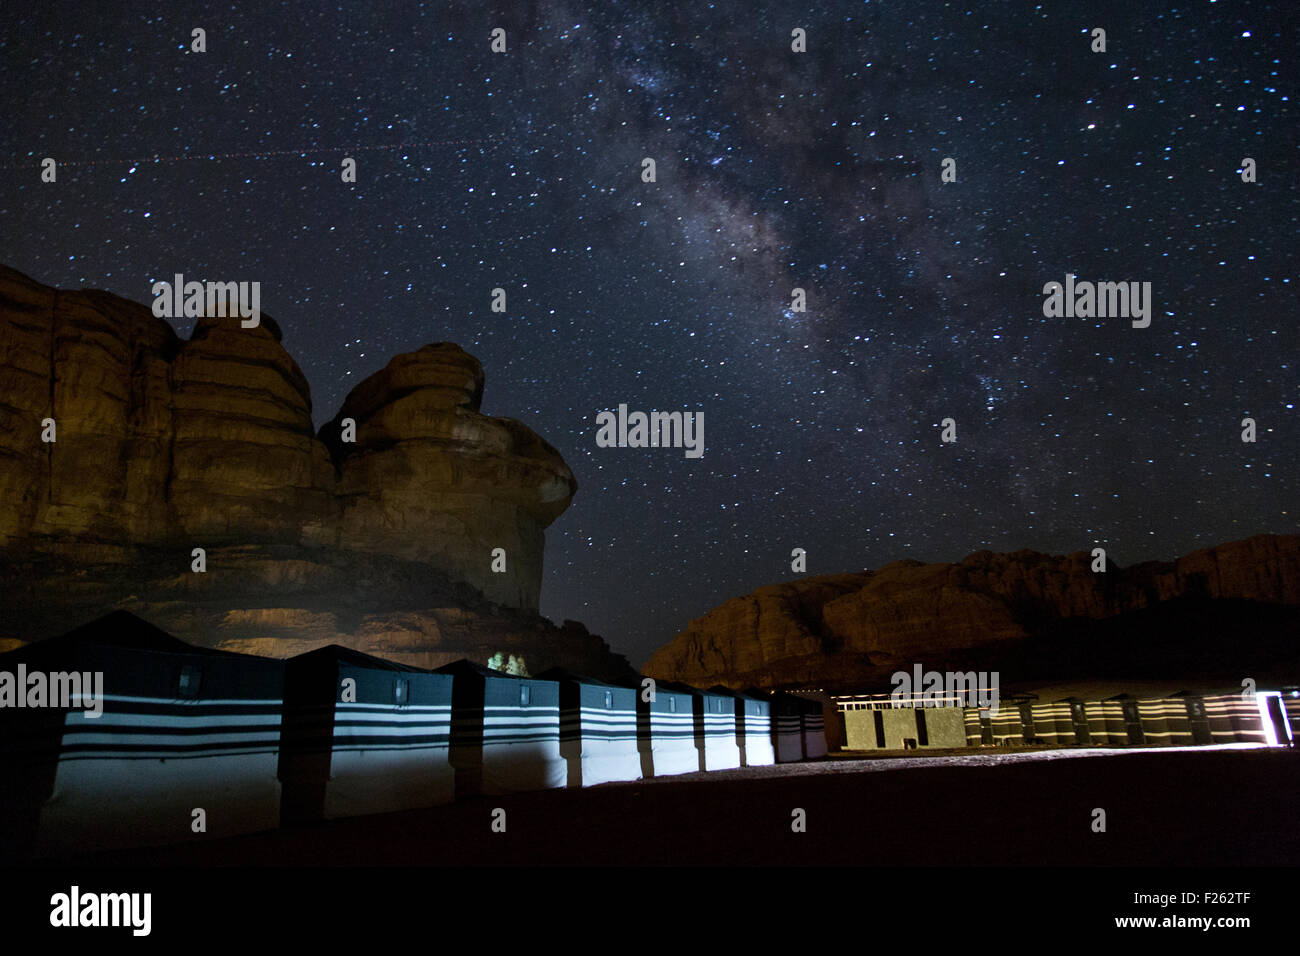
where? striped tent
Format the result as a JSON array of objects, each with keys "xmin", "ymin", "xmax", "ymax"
[
  {"xmin": 735, "ymin": 688, "xmax": 776, "ymax": 766},
  {"xmin": 1084, "ymin": 698, "xmax": 1126, "ymax": 745},
  {"xmin": 770, "ymin": 693, "xmax": 805, "ymax": 762},
  {"xmin": 1017, "ymin": 701, "xmax": 1043, "ymax": 744},
  {"xmin": 616, "ymin": 676, "xmax": 698, "ymax": 778},
  {"xmin": 1136, "ymin": 697, "xmax": 1194, "ymax": 746},
  {"xmin": 799, "ymin": 695, "xmax": 828, "ymax": 759},
  {"xmin": 661, "ymin": 680, "xmax": 741, "ymax": 771},
  {"xmin": 1203, "ymin": 692, "xmax": 1268, "ymax": 744},
  {"xmin": 1029, "ymin": 700, "xmax": 1077, "ymax": 746},
  {"xmin": 433, "ymin": 660, "xmax": 565, "ymax": 796},
  {"xmin": 1060, "ymin": 698, "xmax": 1094, "ymax": 745},
  {"xmin": 984, "ymin": 704, "xmax": 1029, "ymax": 746},
  {"xmin": 708, "ymin": 686, "xmax": 773, "ymax": 767},
  {"xmin": 963, "ymin": 705, "xmax": 1014, "ymax": 746},
  {"xmin": 538, "ymin": 668, "xmax": 641, "ymax": 787},
  {"xmin": 1101, "ymin": 694, "xmax": 1146, "ymax": 745},
  {"xmin": 0, "ymin": 611, "xmax": 283, "ymax": 859},
  {"xmin": 1169, "ymin": 692, "xmax": 1216, "ymax": 745},
  {"xmin": 279, "ymin": 645, "xmax": 454, "ymax": 824}
]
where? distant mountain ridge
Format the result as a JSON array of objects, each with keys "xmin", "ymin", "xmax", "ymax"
[{"xmin": 643, "ymin": 534, "xmax": 1300, "ymax": 691}]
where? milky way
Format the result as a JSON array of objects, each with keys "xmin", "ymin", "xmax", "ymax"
[{"xmin": 2, "ymin": 1, "xmax": 1296, "ymax": 664}]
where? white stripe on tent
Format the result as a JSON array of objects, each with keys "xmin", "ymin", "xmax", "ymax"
[
  {"xmin": 95, "ymin": 694, "xmax": 285, "ymax": 707},
  {"xmin": 64, "ymin": 711, "xmax": 280, "ymax": 729}
]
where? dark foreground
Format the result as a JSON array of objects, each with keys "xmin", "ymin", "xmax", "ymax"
[{"xmin": 49, "ymin": 745, "xmax": 1300, "ymax": 866}]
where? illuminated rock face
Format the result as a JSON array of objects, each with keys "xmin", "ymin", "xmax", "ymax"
[
  {"xmin": 644, "ymin": 534, "xmax": 1300, "ymax": 691},
  {"xmin": 0, "ymin": 265, "xmax": 183, "ymax": 547},
  {"xmin": 0, "ymin": 266, "xmax": 336, "ymax": 552},
  {"xmin": 0, "ymin": 265, "xmax": 623, "ymax": 677},
  {"xmin": 321, "ymin": 343, "xmax": 577, "ymax": 612}
]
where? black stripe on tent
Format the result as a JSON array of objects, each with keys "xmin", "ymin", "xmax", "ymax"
[{"xmin": 58, "ymin": 741, "xmax": 284, "ymax": 757}]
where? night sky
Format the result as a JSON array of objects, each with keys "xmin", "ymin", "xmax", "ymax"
[{"xmin": 2, "ymin": 1, "xmax": 1296, "ymax": 666}]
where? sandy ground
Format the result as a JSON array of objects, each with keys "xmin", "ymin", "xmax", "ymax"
[{"xmin": 40, "ymin": 744, "xmax": 1300, "ymax": 867}]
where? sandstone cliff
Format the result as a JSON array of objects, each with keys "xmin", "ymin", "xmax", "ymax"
[
  {"xmin": 0, "ymin": 264, "xmax": 628, "ymax": 678},
  {"xmin": 644, "ymin": 535, "xmax": 1300, "ymax": 690},
  {"xmin": 320, "ymin": 343, "xmax": 576, "ymax": 611}
]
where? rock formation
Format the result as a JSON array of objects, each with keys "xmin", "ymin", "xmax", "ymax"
[
  {"xmin": 0, "ymin": 264, "xmax": 629, "ymax": 679},
  {"xmin": 320, "ymin": 343, "xmax": 576, "ymax": 611},
  {"xmin": 644, "ymin": 534, "xmax": 1300, "ymax": 690}
]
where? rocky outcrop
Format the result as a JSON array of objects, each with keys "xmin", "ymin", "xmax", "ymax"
[
  {"xmin": 1, "ymin": 268, "xmax": 179, "ymax": 546},
  {"xmin": 170, "ymin": 315, "xmax": 335, "ymax": 544},
  {"xmin": 644, "ymin": 535, "xmax": 1300, "ymax": 690},
  {"xmin": 0, "ymin": 267, "xmax": 336, "ymax": 550},
  {"xmin": 320, "ymin": 344, "xmax": 576, "ymax": 610},
  {"xmin": 0, "ymin": 264, "xmax": 627, "ymax": 678}
]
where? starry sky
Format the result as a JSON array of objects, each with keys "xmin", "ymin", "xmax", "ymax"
[{"xmin": 2, "ymin": 1, "xmax": 1296, "ymax": 666}]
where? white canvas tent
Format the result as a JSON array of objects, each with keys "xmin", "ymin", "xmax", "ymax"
[
  {"xmin": 279, "ymin": 645, "xmax": 454, "ymax": 823},
  {"xmin": 734, "ymin": 688, "xmax": 776, "ymax": 766},
  {"xmin": 618, "ymin": 676, "xmax": 699, "ymax": 778},
  {"xmin": 538, "ymin": 668, "xmax": 641, "ymax": 787},
  {"xmin": 800, "ymin": 695, "xmax": 828, "ymax": 758},
  {"xmin": 434, "ymin": 660, "xmax": 565, "ymax": 796},
  {"xmin": 1029, "ymin": 700, "xmax": 1077, "ymax": 745},
  {"xmin": 771, "ymin": 693, "xmax": 805, "ymax": 763},
  {"xmin": 662, "ymin": 680, "xmax": 740, "ymax": 771},
  {"xmin": 0, "ymin": 611, "xmax": 284, "ymax": 859}
]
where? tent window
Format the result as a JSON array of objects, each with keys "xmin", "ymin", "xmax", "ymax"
[
  {"xmin": 605, "ymin": 690, "xmax": 613, "ymax": 709},
  {"xmin": 394, "ymin": 678, "xmax": 409, "ymax": 706},
  {"xmin": 178, "ymin": 664, "xmax": 202, "ymax": 699},
  {"xmin": 669, "ymin": 697, "xmax": 676, "ymax": 713},
  {"xmin": 520, "ymin": 684, "xmax": 530, "ymax": 707}
]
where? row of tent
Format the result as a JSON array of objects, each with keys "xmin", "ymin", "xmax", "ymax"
[
  {"xmin": 967, "ymin": 693, "xmax": 1299, "ymax": 748},
  {"xmin": 0, "ymin": 612, "xmax": 827, "ymax": 858},
  {"xmin": 838, "ymin": 690, "xmax": 1299, "ymax": 751}
]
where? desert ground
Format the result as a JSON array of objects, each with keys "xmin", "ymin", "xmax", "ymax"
[{"xmin": 49, "ymin": 745, "xmax": 1300, "ymax": 867}]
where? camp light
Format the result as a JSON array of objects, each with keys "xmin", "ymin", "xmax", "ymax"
[{"xmin": 1255, "ymin": 691, "xmax": 1293, "ymax": 746}]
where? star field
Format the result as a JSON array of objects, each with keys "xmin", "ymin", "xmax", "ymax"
[{"xmin": 2, "ymin": 1, "xmax": 1296, "ymax": 665}]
